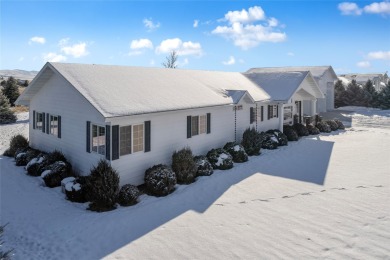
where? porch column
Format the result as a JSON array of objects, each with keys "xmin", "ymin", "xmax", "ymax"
[
  {"xmin": 311, "ymin": 99, "xmax": 317, "ymax": 115},
  {"xmin": 278, "ymin": 103, "xmax": 284, "ymax": 131}
]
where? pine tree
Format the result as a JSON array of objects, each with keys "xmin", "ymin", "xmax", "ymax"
[
  {"xmin": 2, "ymin": 77, "xmax": 19, "ymax": 106},
  {"xmin": 362, "ymin": 79, "xmax": 378, "ymax": 107},
  {"xmin": 334, "ymin": 79, "xmax": 347, "ymax": 108},
  {"xmin": 0, "ymin": 92, "xmax": 17, "ymax": 124},
  {"xmin": 344, "ymin": 79, "xmax": 365, "ymax": 106},
  {"xmin": 377, "ymin": 82, "xmax": 390, "ymax": 109}
]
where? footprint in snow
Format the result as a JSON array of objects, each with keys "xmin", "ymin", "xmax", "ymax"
[
  {"xmin": 282, "ymin": 195, "xmax": 292, "ymax": 199},
  {"xmin": 252, "ymin": 199, "xmax": 269, "ymax": 202},
  {"xmin": 239, "ymin": 201, "xmax": 247, "ymax": 204},
  {"xmin": 215, "ymin": 203, "xmax": 224, "ymax": 206},
  {"xmin": 356, "ymin": 185, "xmax": 367, "ymax": 188},
  {"xmin": 300, "ymin": 192, "xmax": 312, "ymax": 196},
  {"xmin": 374, "ymin": 185, "xmax": 383, "ymax": 188},
  {"xmin": 321, "ymin": 190, "xmax": 326, "ymax": 192}
]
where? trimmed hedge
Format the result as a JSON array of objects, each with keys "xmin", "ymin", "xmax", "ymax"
[
  {"xmin": 241, "ymin": 128, "xmax": 262, "ymax": 156},
  {"xmin": 260, "ymin": 132, "xmax": 279, "ymax": 150},
  {"xmin": 41, "ymin": 161, "xmax": 73, "ymax": 188},
  {"xmin": 117, "ymin": 184, "xmax": 140, "ymax": 206},
  {"xmin": 326, "ymin": 120, "xmax": 339, "ymax": 131},
  {"xmin": 64, "ymin": 177, "xmax": 88, "ymax": 203},
  {"xmin": 144, "ymin": 164, "xmax": 176, "ymax": 197},
  {"xmin": 193, "ymin": 155, "xmax": 213, "ymax": 176},
  {"xmin": 293, "ymin": 123, "xmax": 309, "ymax": 137},
  {"xmin": 316, "ymin": 121, "xmax": 331, "ymax": 133},
  {"xmin": 307, "ymin": 124, "xmax": 320, "ymax": 135},
  {"xmin": 265, "ymin": 129, "xmax": 288, "ymax": 146},
  {"xmin": 335, "ymin": 120, "xmax": 345, "ymax": 130},
  {"xmin": 283, "ymin": 125, "xmax": 299, "ymax": 141},
  {"xmin": 4, "ymin": 134, "xmax": 28, "ymax": 157},
  {"xmin": 206, "ymin": 148, "xmax": 234, "ymax": 170},
  {"xmin": 223, "ymin": 142, "xmax": 248, "ymax": 163},
  {"xmin": 171, "ymin": 147, "xmax": 197, "ymax": 184}
]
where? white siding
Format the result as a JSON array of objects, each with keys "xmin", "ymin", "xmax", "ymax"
[
  {"xmin": 29, "ymin": 73, "xmax": 106, "ymax": 175},
  {"xmin": 256, "ymin": 103, "xmax": 280, "ymax": 132}
]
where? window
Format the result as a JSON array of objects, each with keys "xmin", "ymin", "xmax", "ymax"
[
  {"xmin": 199, "ymin": 115, "xmax": 206, "ymax": 134},
  {"xmin": 36, "ymin": 112, "xmax": 43, "ymax": 130},
  {"xmin": 268, "ymin": 105, "xmax": 278, "ymax": 119},
  {"xmin": 120, "ymin": 126, "xmax": 132, "ymax": 156},
  {"xmin": 284, "ymin": 106, "xmax": 293, "ymax": 121},
  {"xmin": 191, "ymin": 116, "xmax": 199, "ymax": 136},
  {"xmin": 50, "ymin": 115, "xmax": 58, "ymax": 136},
  {"xmin": 133, "ymin": 124, "xmax": 144, "ymax": 153},
  {"xmin": 92, "ymin": 124, "xmax": 105, "ymax": 155},
  {"xmin": 119, "ymin": 123, "xmax": 146, "ymax": 156}
]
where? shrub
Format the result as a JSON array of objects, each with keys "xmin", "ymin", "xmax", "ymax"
[
  {"xmin": 307, "ymin": 124, "xmax": 320, "ymax": 135},
  {"xmin": 206, "ymin": 148, "xmax": 234, "ymax": 170},
  {"xmin": 41, "ymin": 161, "xmax": 73, "ymax": 188},
  {"xmin": 293, "ymin": 123, "xmax": 309, "ymax": 136},
  {"xmin": 64, "ymin": 176, "xmax": 88, "ymax": 203},
  {"xmin": 45, "ymin": 150, "xmax": 68, "ymax": 165},
  {"xmin": 144, "ymin": 164, "xmax": 176, "ymax": 197},
  {"xmin": 117, "ymin": 184, "xmax": 140, "ymax": 206},
  {"xmin": 260, "ymin": 132, "xmax": 279, "ymax": 150},
  {"xmin": 85, "ymin": 159, "xmax": 120, "ymax": 212},
  {"xmin": 326, "ymin": 120, "xmax": 339, "ymax": 131},
  {"xmin": 266, "ymin": 129, "xmax": 288, "ymax": 146},
  {"xmin": 26, "ymin": 154, "xmax": 47, "ymax": 176},
  {"xmin": 14, "ymin": 148, "xmax": 40, "ymax": 166},
  {"xmin": 241, "ymin": 128, "xmax": 263, "ymax": 156},
  {"xmin": 193, "ymin": 155, "xmax": 214, "ymax": 176},
  {"xmin": 5, "ymin": 134, "xmax": 28, "ymax": 157},
  {"xmin": 0, "ymin": 92, "xmax": 17, "ymax": 124},
  {"xmin": 335, "ymin": 120, "xmax": 345, "ymax": 130},
  {"xmin": 223, "ymin": 142, "xmax": 248, "ymax": 163},
  {"xmin": 283, "ymin": 125, "xmax": 299, "ymax": 141},
  {"xmin": 316, "ymin": 121, "xmax": 331, "ymax": 133},
  {"xmin": 171, "ymin": 147, "xmax": 197, "ymax": 184}
]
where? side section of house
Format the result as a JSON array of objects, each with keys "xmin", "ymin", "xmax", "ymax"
[
  {"xmin": 26, "ymin": 69, "xmax": 106, "ymax": 175},
  {"xmin": 316, "ymin": 69, "xmax": 336, "ymax": 112}
]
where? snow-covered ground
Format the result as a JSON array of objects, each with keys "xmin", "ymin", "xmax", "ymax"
[{"xmin": 1, "ymin": 107, "xmax": 389, "ymax": 259}]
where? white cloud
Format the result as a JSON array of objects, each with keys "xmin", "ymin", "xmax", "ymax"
[
  {"xmin": 60, "ymin": 42, "xmax": 89, "ymax": 58},
  {"xmin": 155, "ymin": 38, "xmax": 203, "ymax": 56},
  {"xmin": 338, "ymin": 2, "xmax": 363, "ymax": 15},
  {"xmin": 129, "ymin": 38, "xmax": 153, "ymax": 56},
  {"xmin": 287, "ymin": 52, "xmax": 295, "ymax": 56},
  {"xmin": 356, "ymin": 61, "xmax": 371, "ymax": 68},
  {"xmin": 212, "ymin": 6, "xmax": 286, "ymax": 50},
  {"xmin": 224, "ymin": 6, "xmax": 265, "ymax": 24},
  {"xmin": 29, "ymin": 36, "xmax": 46, "ymax": 45},
  {"xmin": 143, "ymin": 18, "xmax": 160, "ymax": 31},
  {"xmin": 364, "ymin": 1, "xmax": 390, "ymax": 14},
  {"xmin": 222, "ymin": 56, "xmax": 236, "ymax": 65},
  {"xmin": 43, "ymin": 52, "xmax": 67, "ymax": 62},
  {"xmin": 193, "ymin": 20, "xmax": 199, "ymax": 28},
  {"xmin": 58, "ymin": 38, "xmax": 70, "ymax": 46},
  {"xmin": 367, "ymin": 50, "xmax": 390, "ymax": 60}
]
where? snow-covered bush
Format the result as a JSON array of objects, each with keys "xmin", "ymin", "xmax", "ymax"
[
  {"xmin": 316, "ymin": 121, "xmax": 331, "ymax": 133},
  {"xmin": 26, "ymin": 154, "xmax": 47, "ymax": 176},
  {"xmin": 260, "ymin": 132, "xmax": 279, "ymax": 150},
  {"xmin": 144, "ymin": 164, "xmax": 176, "ymax": 197},
  {"xmin": 335, "ymin": 119, "xmax": 345, "ymax": 130},
  {"xmin": 307, "ymin": 124, "xmax": 320, "ymax": 135},
  {"xmin": 266, "ymin": 129, "xmax": 288, "ymax": 146},
  {"xmin": 193, "ymin": 155, "xmax": 213, "ymax": 176},
  {"xmin": 117, "ymin": 184, "xmax": 140, "ymax": 206},
  {"xmin": 85, "ymin": 159, "xmax": 120, "ymax": 212},
  {"xmin": 171, "ymin": 147, "xmax": 197, "ymax": 184},
  {"xmin": 14, "ymin": 148, "xmax": 40, "ymax": 166},
  {"xmin": 206, "ymin": 148, "xmax": 234, "ymax": 170},
  {"xmin": 293, "ymin": 123, "xmax": 309, "ymax": 136},
  {"xmin": 283, "ymin": 125, "xmax": 299, "ymax": 141},
  {"xmin": 326, "ymin": 120, "xmax": 339, "ymax": 131},
  {"xmin": 41, "ymin": 161, "xmax": 72, "ymax": 188},
  {"xmin": 4, "ymin": 134, "xmax": 28, "ymax": 157},
  {"xmin": 223, "ymin": 142, "xmax": 248, "ymax": 163},
  {"xmin": 241, "ymin": 128, "xmax": 263, "ymax": 156},
  {"xmin": 64, "ymin": 177, "xmax": 88, "ymax": 203}
]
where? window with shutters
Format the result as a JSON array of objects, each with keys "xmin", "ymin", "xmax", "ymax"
[
  {"xmin": 257, "ymin": 106, "xmax": 264, "ymax": 122},
  {"xmin": 35, "ymin": 112, "xmax": 43, "ymax": 130},
  {"xmin": 191, "ymin": 115, "xmax": 207, "ymax": 136},
  {"xmin": 92, "ymin": 124, "xmax": 106, "ymax": 155},
  {"xmin": 119, "ymin": 124, "xmax": 144, "ymax": 155},
  {"xmin": 50, "ymin": 115, "xmax": 58, "ymax": 136},
  {"xmin": 269, "ymin": 105, "xmax": 278, "ymax": 119},
  {"xmin": 133, "ymin": 124, "xmax": 144, "ymax": 153},
  {"xmin": 199, "ymin": 115, "xmax": 206, "ymax": 134},
  {"xmin": 120, "ymin": 126, "xmax": 132, "ymax": 156}
]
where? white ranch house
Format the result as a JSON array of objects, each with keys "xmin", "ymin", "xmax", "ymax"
[{"xmin": 16, "ymin": 62, "xmax": 326, "ymax": 185}]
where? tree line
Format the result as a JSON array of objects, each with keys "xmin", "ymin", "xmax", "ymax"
[{"xmin": 335, "ymin": 79, "xmax": 390, "ymax": 109}]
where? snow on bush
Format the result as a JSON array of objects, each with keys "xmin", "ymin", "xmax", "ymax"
[
  {"xmin": 65, "ymin": 177, "xmax": 88, "ymax": 203},
  {"xmin": 293, "ymin": 123, "xmax": 309, "ymax": 137},
  {"xmin": 307, "ymin": 124, "xmax": 320, "ymax": 135},
  {"xmin": 241, "ymin": 128, "xmax": 262, "ymax": 156},
  {"xmin": 26, "ymin": 155, "xmax": 46, "ymax": 176},
  {"xmin": 283, "ymin": 125, "xmax": 299, "ymax": 141},
  {"xmin": 223, "ymin": 142, "xmax": 248, "ymax": 163},
  {"xmin": 265, "ymin": 129, "xmax": 288, "ymax": 146},
  {"xmin": 117, "ymin": 184, "xmax": 140, "ymax": 207},
  {"xmin": 335, "ymin": 119, "xmax": 345, "ymax": 130},
  {"xmin": 144, "ymin": 164, "xmax": 176, "ymax": 197},
  {"xmin": 41, "ymin": 161, "xmax": 72, "ymax": 188},
  {"xmin": 316, "ymin": 121, "xmax": 331, "ymax": 133},
  {"xmin": 260, "ymin": 132, "xmax": 279, "ymax": 150},
  {"xmin": 206, "ymin": 148, "xmax": 234, "ymax": 170},
  {"xmin": 85, "ymin": 159, "xmax": 120, "ymax": 212},
  {"xmin": 171, "ymin": 147, "xmax": 197, "ymax": 184},
  {"xmin": 61, "ymin": 177, "xmax": 76, "ymax": 193},
  {"xmin": 4, "ymin": 134, "xmax": 28, "ymax": 157},
  {"xmin": 193, "ymin": 155, "xmax": 214, "ymax": 176},
  {"xmin": 326, "ymin": 120, "xmax": 339, "ymax": 131}
]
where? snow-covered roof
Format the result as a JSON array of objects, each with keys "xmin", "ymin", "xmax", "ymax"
[
  {"xmin": 244, "ymin": 71, "xmax": 324, "ymax": 101},
  {"xmin": 246, "ymin": 66, "xmax": 337, "ymax": 81},
  {"xmin": 339, "ymin": 73, "xmax": 386, "ymax": 83},
  {"xmin": 17, "ymin": 62, "xmax": 270, "ymax": 117}
]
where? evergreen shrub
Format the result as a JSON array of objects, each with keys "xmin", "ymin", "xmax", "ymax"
[
  {"xmin": 293, "ymin": 123, "xmax": 309, "ymax": 136},
  {"xmin": 265, "ymin": 129, "xmax": 288, "ymax": 146},
  {"xmin": 171, "ymin": 147, "xmax": 197, "ymax": 184},
  {"xmin": 283, "ymin": 125, "xmax": 299, "ymax": 141},
  {"xmin": 193, "ymin": 155, "xmax": 213, "ymax": 176},
  {"xmin": 334, "ymin": 120, "xmax": 345, "ymax": 130},
  {"xmin": 144, "ymin": 164, "xmax": 176, "ymax": 197},
  {"xmin": 316, "ymin": 121, "xmax": 331, "ymax": 133},
  {"xmin": 223, "ymin": 142, "xmax": 248, "ymax": 163},
  {"xmin": 117, "ymin": 184, "xmax": 140, "ymax": 206},
  {"xmin": 241, "ymin": 128, "xmax": 263, "ymax": 156},
  {"xmin": 326, "ymin": 120, "xmax": 339, "ymax": 131},
  {"xmin": 307, "ymin": 124, "xmax": 320, "ymax": 135},
  {"xmin": 206, "ymin": 148, "xmax": 234, "ymax": 170}
]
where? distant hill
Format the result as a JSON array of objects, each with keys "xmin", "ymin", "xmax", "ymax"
[{"xmin": 0, "ymin": 69, "xmax": 38, "ymax": 81}]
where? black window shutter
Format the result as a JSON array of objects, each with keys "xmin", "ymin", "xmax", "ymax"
[
  {"xmin": 276, "ymin": 105, "xmax": 279, "ymax": 118},
  {"xmin": 261, "ymin": 106, "xmax": 264, "ymax": 121},
  {"xmin": 33, "ymin": 110, "xmax": 36, "ymax": 129},
  {"xmin": 46, "ymin": 113, "xmax": 50, "ymax": 134},
  {"xmin": 206, "ymin": 113, "xmax": 211, "ymax": 134},
  {"xmin": 58, "ymin": 116, "xmax": 61, "ymax": 138},
  {"xmin": 268, "ymin": 106, "xmax": 271, "ymax": 120},
  {"xmin": 105, "ymin": 125, "xmax": 111, "ymax": 160},
  {"xmin": 250, "ymin": 107, "xmax": 254, "ymax": 124},
  {"xmin": 86, "ymin": 121, "xmax": 91, "ymax": 153},
  {"xmin": 187, "ymin": 116, "xmax": 192, "ymax": 138},
  {"xmin": 145, "ymin": 120, "xmax": 151, "ymax": 152},
  {"xmin": 42, "ymin": 112, "xmax": 46, "ymax": 133},
  {"xmin": 111, "ymin": 125, "xmax": 119, "ymax": 160}
]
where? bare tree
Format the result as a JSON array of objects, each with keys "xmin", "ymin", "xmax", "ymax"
[{"xmin": 162, "ymin": 50, "xmax": 178, "ymax": 69}]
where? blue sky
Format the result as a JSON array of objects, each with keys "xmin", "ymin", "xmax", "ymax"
[{"xmin": 1, "ymin": 0, "xmax": 389, "ymax": 74}]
